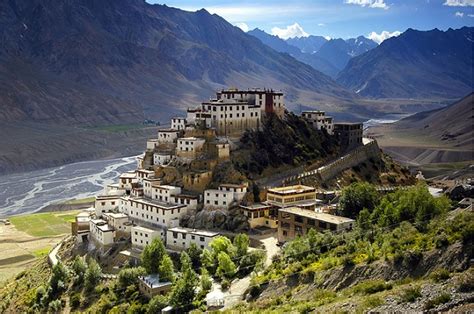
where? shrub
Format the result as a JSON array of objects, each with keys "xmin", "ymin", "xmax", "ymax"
[
  {"xmin": 430, "ymin": 269, "xmax": 450, "ymax": 282},
  {"xmin": 353, "ymin": 280, "xmax": 392, "ymax": 295},
  {"xmin": 247, "ymin": 284, "xmax": 262, "ymax": 299},
  {"xmin": 48, "ymin": 299, "xmax": 62, "ymax": 312},
  {"xmin": 221, "ymin": 279, "xmax": 230, "ymax": 291},
  {"xmin": 400, "ymin": 286, "xmax": 421, "ymax": 303},
  {"xmin": 362, "ymin": 295, "xmax": 383, "ymax": 309},
  {"xmin": 424, "ymin": 293, "xmax": 451, "ymax": 310},
  {"xmin": 117, "ymin": 267, "xmax": 146, "ymax": 291},
  {"xmin": 69, "ymin": 293, "xmax": 81, "ymax": 309},
  {"xmin": 456, "ymin": 269, "xmax": 474, "ymax": 292}
]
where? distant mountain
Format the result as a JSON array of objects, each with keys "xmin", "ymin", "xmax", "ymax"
[
  {"xmin": 345, "ymin": 36, "xmax": 378, "ymax": 57},
  {"xmin": 248, "ymin": 28, "xmax": 339, "ymax": 78},
  {"xmin": 0, "ymin": 0, "xmax": 355, "ymax": 126},
  {"xmin": 337, "ymin": 27, "xmax": 474, "ymax": 99},
  {"xmin": 314, "ymin": 37, "xmax": 377, "ymax": 75},
  {"xmin": 286, "ymin": 35, "xmax": 328, "ymax": 53},
  {"xmin": 248, "ymin": 29, "xmax": 376, "ymax": 78}
]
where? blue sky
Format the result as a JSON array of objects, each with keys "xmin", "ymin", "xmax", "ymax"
[{"xmin": 147, "ymin": 0, "xmax": 474, "ymax": 42}]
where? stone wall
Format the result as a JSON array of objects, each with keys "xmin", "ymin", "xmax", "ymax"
[
  {"xmin": 282, "ymin": 139, "xmax": 381, "ymax": 184},
  {"xmin": 183, "ymin": 170, "xmax": 213, "ymax": 192}
]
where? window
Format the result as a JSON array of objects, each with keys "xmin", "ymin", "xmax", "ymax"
[
  {"xmin": 173, "ymin": 232, "xmax": 178, "ymax": 239},
  {"xmin": 295, "ymin": 216, "xmax": 304, "ymax": 223},
  {"xmin": 200, "ymin": 237, "xmax": 205, "ymax": 242}
]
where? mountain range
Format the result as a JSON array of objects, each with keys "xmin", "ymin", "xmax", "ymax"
[
  {"xmin": 248, "ymin": 29, "xmax": 377, "ymax": 78},
  {"xmin": 337, "ymin": 27, "xmax": 473, "ymax": 99},
  {"xmin": 0, "ymin": 0, "xmax": 355, "ymax": 126}
]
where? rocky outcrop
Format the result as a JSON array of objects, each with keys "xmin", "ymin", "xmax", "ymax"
[{"xmin": 180, "ymin": 207, "xmax": 250, "ymax": 232}]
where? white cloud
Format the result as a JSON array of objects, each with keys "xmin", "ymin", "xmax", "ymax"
[
  {"xmin": 318, "ymin": 23, "xmax": 326, "ymax": 26},
  {"xmin": 271, "ymin": 23, "xmax": 309, "ymax": 39},
  {"xmin": 235, "ymin": 22, "xmax": 249, "ymax": 32},
  {"xmin": 443, "ymin": 0, "xmax": 474, "ymax": 6},
  {"xmin": 368, "ymin": 30, "xmax": 401, "ymax": 44},
  {"xmin": 344, "ymin": 0, "xmax": 389, "ymax": 10},
  {"xmin": 468, "ymin": 13, "xmax": 474, "ymax": 17},
  {"xmin": 455, "ymin": 11, "xmax": 465, "ymax": 17}
]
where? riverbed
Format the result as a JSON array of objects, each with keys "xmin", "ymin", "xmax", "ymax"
[{"xmin": 0, "ymin": 156, "xmax": 138, "ymax": 217}]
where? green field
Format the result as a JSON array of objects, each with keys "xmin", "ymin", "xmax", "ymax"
[
  {"xmin": 10, "ymin": 211, "xmax": 80, "ymax": 237},
  {"xmin": 64, "ymin": 196, "xmax": 95, "ymax": 205}
]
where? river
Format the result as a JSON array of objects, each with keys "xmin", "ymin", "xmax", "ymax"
[{"xmin": 0, "ymin": 156, "xmax": 138, "ymax": 217}]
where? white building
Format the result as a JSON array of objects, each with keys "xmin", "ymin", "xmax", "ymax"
[
  {"xmin": 166, "ymin": 227, "xmax": 220, "ymax": 251},
  {"xmin": 143, "ymin": 177, "xmax": 162, "ymax": 199},
  {"xmin": 218, "ymin": 183, "xmax": 248, "ymax": 203},
  {"xmin": 132, "ymin": 225, "xmax": 165, "ymax": 249},
  {"xmin": 176, "ymin": 137, "xmax": 206, "ymax": 159},
  {"xmin": 151, "ymin": 185, "xmax": 182, "ymax": 203},
  {"xmin": 90, "ymin": 219, "xmax": 115, "ymax": 246},
  {"xmin": 103, "ymin": 212, "xmax": 132, "ymax": 236},
  {"xmin": 157, "ymin": 129, "xmax": 180, "ymax": 144},
  {"xmin": 171, "ymin": 117, "xmax": 186, "ymax": 131},
  {"xmin": 95, "ymin": 195, "xmax": 121, "ymax": 217},
  {"xmin": 301, "ymin": 110, "xmax": 334, "ymax": 135},
  {"xmin": 136, "ymin": 169, "xmax": 155, "ymax": 185},
  {"xmin": 119, "ymin": 171, "xmax": 137, "ymax": 191},
  {"xmin": 197, "ymin": 99, "xmax": 261, "ymax": 136},
  {"xmin": 121, "ymin": 197, "xmax": 187, "ymax": 229},
  {"xmin": 216, "ymin": 88, "xmax": 285, "ymax": 118},
  {"xmin": 146, "ymin": 139, "xmax": 159, "ymax": 151},
  {"xmin": 204, "ymin": 189, "xmax": 235, "ymax": 209},
  {"xmin": 153, "ymin": 152, "xmax": 172, "ymax": 166}
]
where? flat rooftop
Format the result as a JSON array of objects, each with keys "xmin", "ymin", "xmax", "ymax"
[
  {"xmin": 240, "ymin": 203, "xmax": 271, "ymax": 210},
  {"xmin": 120, "ymin": 172, "xmax": 136, "ymax": 179},
  {"xmin": 268, "ymin": 185, "xmax": 316, "ymax": 195},
  {"xmin": 139, "ymin": 275, "xmax": 172, "ymax": 289},
  {"xmin": 127, "ymin": 197, "xmax": 186, "ymax": 210},
  {"xmin": 132, "ymin": 225, "xmax": 162, "ymax": 233},
  {"xmin": 158, "ymin": 128, "xmax": 179, "ymax": 132},
  {"xmin": 104, "ymin": 212, "xmax": 128, "ymax": 219},
  {"xmin": 168, "ymin": 226, "xmax": 219, "ymax": 237},
  {"xmin": 279, "ymin": 207, "xmax": 355, "ymax": 224}
]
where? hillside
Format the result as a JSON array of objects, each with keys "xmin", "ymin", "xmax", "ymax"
[
  {"xmin": 337, "ymin": 27, "xmax": 473, "ymax": 99},
  {"xmin": 0, "ymin": 0, "xmax": 355, "ymax": 126},
  {"xmin": 367, "ymin": 93, "xmax": 473, "ymax": 167}
]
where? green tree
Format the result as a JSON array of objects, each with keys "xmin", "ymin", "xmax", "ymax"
[
  {"xmin": 71, "ymin": 256, "xmax": 87, "ymax": 285},
  {"xmin": 233, "ymin": 233, "xmax": 249, "ymax": 258},
  {"xmin": 147, "ymin": 295, "xmax": 168, "ymax": 314},
  {"xmin": 84, "ymin": 258, "xmax": 101, "ymax": 292},
  {"xmin": 200, "ymin": 268, "xmax": 212, "ymax": 292},
  {"xmin": 186, "ymin": 243, "xmax": 203, "ymax": 270},
  {"xmin": 209, "ymin": 236, "xmax": 236, "ymax": 258},
  {"xmin": 239, "ymin": 250, "xmax": 266, "ymax": 276},
  {"xmin": 141, "ymin": 238, "xmax": 166, "ymax": 274},
  {"xmin": 117, "ymin": 267, "xmax": 146, "ymax": 291},
  {"xmin": 339, "ymin": 182, "xmax": 379, "ymax": 218},
  {"xmin": 159, "ymin": 255, "xmax": 175, "ymax": 282},
  {"xmin": 201, "ymin": 248, "xmax": 215, "ymax": 272},
  {"xmin": 180, "ymin": 251, "xmax": 192, "ymax": 273},
  {"xmin": 49, "ymin": 262, "xmax": 68, "ymax": 295},
  {"xmin": 169, "ymin": 256, "xmax": 198, "ymax": 310},
  {"xmin": 216, "ymin": 251, "xmax": 236, "ymax": 280}
]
